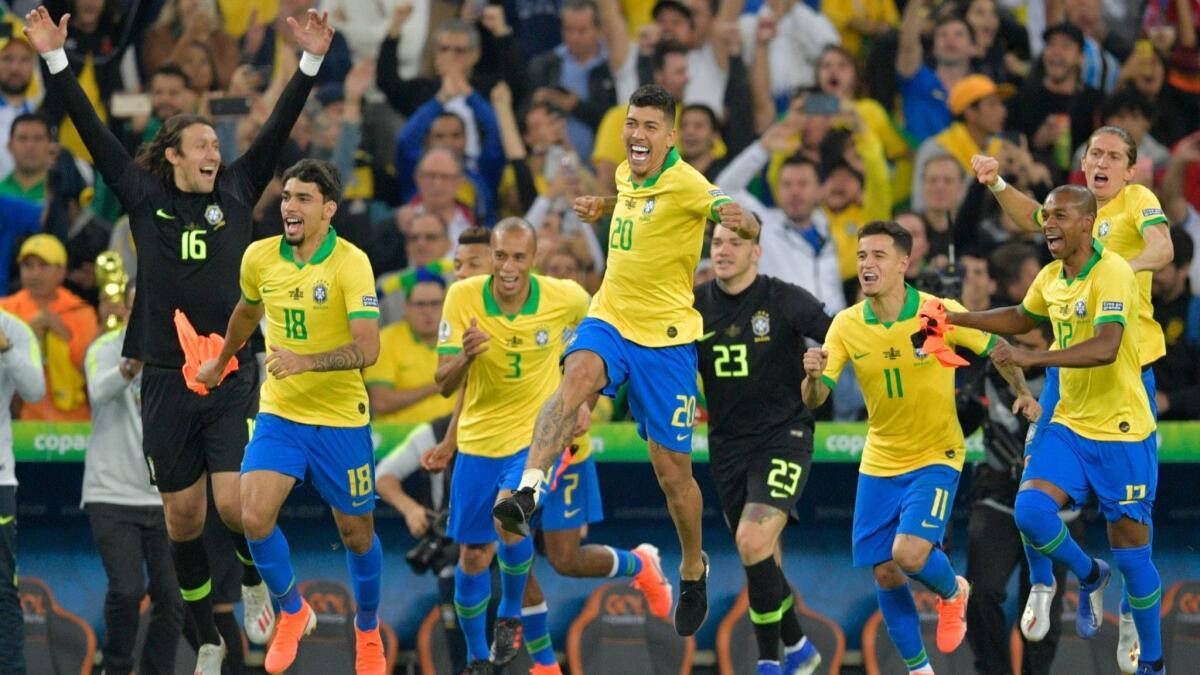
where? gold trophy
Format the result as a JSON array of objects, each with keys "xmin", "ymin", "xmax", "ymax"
[{"xmin": 95, "ymin": 251, "xmax": 129, "ymax": 331}]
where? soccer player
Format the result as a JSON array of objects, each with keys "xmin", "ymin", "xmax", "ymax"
[
  {"xmin": 493, "ymin": 84, "xmax": 754, "ymax": 636},
  {"xmin": 694, "ymin": 222, "xmax": 831, "ymax": 675},
  {"xmin": 196, "ymin": 159, "xmax": 386, "ymax": 674},
  {"xmin": 26, "ymin": 6, "xmax": 333, "ymax": 669},
  {"xmin": 941, "ymin": 185, "xmax": 1164, "ymax": 675},
  {"xmin": 429, "ymin": 219, "xmax": 593, "ymax": 674},
  {"xmin": 972, "ymin": 126, "xmax": 1171, "ymax": 671},
  {"xmin": 801, "ymin": 221, "xmax": 1037, "ymax": 675}
]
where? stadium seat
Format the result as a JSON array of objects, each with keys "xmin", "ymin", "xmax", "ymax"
[
  {"xmin": 715, "ymin": 587, "xmax": 845, "ymax": 674},
  {"xmin": 1008, "ymin": 581, "xmax": 1121, "ymax": 674},
  {"xmin": 259, "ymin": 579, "xmax": 401, "ymax": 674},
  {"xmin": 417, "ymin": 604, "xmax": 535, "ymax": 674},
  {"xmin": 567, "ymin": 581, "xmax": 695, "ymax": 674},
  {"xmin": 19, "ymin": 576, "xmax": 96, "ymax": 675},
  {"xmin": 1162, "ymin": 579, "xmax": 1200, "ymax": 671},
  {"xmin": 131, "ymin": 594, "xmax": 251, "ymax": 674},
  {"xmin": 861, "ymin": 588, "xmax": 978, "ymax": 675}
]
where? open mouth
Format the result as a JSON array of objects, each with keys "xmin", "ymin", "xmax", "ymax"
[
  {"xmin": 497, "ymin": 273, "xmax": 520, "ymax": 293},
  {"xmin": 1091, "ymin": 172, "xmax": 1109, "ymax": 189},
  {"xmin": 1045, "ymin": 232, "xmax": 1064, "ymax": 254},
  {"xmin": 629, "ymin": 144, "xmax": 649, "ymax": 163},
  {"xmin": 284, "ymin": 216, "xmax": 303, "ymax": 238},
  {"xmin": 861, "ymin": 270, "xmax": 879, "ymax": 283},
  {"xmin": 199, "ymin": 165, "xmax": 217, "ymax": 179}
]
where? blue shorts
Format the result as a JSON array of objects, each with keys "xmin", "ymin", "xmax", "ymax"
[
  {"xmin": 565, "ymin": 317, "xmax": 698, "ymax": 453},
  {"xmin": 242, "ymin": 413, "xmax": 376, "ymax": 515},
  {"xmin": 852, "ymin": 465, "xmax": 962, "ymax": 568},
  {"xmin": 1022, "ymin": 423, "xmax": 1157, "ymax": 524},
  {"xmin": 448, "ymin": 449, "xmax": 528, "ymax": 545},
  {"xmin": 1028, "ymin": 366, "xmax": 1157, "ymax": 452},
  {"xmin": 535, "ymin": 456, "xmax": 604, "ymax": 532}
]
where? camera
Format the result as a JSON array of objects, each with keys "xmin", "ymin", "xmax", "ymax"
[
  {"xmin": 913, "ymin": 264, "xmax": 962, "ymax": 300},
  {"xmin": 405, "ymin": 510, "xmax": 458, "ymax": 575}
]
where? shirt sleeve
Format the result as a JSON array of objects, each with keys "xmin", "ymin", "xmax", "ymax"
[
  {"xmin": 1, "ymin": 313, "xmax": 45, "ymax": 404},
  {"xmin": 820, "ymin": 311, "xmax": 849, "ymax": 388},
  {"xmin": 943, "ymin": 298, "xmax": 996, "ymax": 356},
  {"xmin": 1091, "ymin": 259, "xmax": 1136, "ymax": 328},
  {"xmin": 239, "ymin": 245, "xmax": 262, "ymax": 304},
  {"xmin": 1133, "ymin": 186, "xmax": 1168, "ymax": 233},
  {"xmin": 682, "ymin": 171, "xmax": 733, "ymax": 222},
  {"xmin": 436, "ymin": 284, "xmax": 469, "ymax": 355},
  {"xmin": 1020, "ymin": 267, "xmax": 1051, "ymax": 321},
  {"xmin": 342, "ymin": 250, "xmax": 381, "ymax": 320}
]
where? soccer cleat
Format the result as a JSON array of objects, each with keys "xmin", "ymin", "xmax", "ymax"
[
  {"xmin": 193, "ymin": 637, "xmax": 226, "ymax": 675},
  {"xmin": 264, "ymin": 600, "xmax": 317, "ymax": 673},
  {"xmin": 530, "ymin": 662, "xmax": 564, "ymax": 674},
  {"xmin": 1077, "ymin": 559, "xmax": 1111, "ymax": 639},
  {"xmin": 935, "ymin": 576, "xmax": 971, "ymax": 653},
  {"xmin": 631, "ymin": 543, "xmax": 673, "ymax": 619},
  {"xmin": 490, "ymin": 616, "xmax": 523, "ymax": 665},
  {"xmin": 493, "ymin": 488, "xmax": 537, "ymax": 537},
  {"xmin": 911, "ymin": 666, "xmax": 935, "ymax": 675},
  {"xmin": 756, "ymin": 662, "xmax": 783, "ymax": 675},
  {"xmin": 462, "ymin": 659, "xmax": 491, "ymax": 674},
  {"xmin": 355, "ymin": 624, "xmax": 386, "ymax": 675},
  {"xmin": 1118, "ymin": 612, "xmax": 1141, "ymax": 673},
  {"xmin": 242, "ymin": 582, "xmax": 276, "ymax": 645},
  {"xmin": 1134, "ymin": 663, "xmax": 1165, "ymax": 675},
  {"xmin": 673, "ymin": 551, "xmax": 709, "ymax": 636},
  {"xmin": 783, "ymin": 637, "xmax": 822, "ymax": 675},
  {"xmin": 1021, "ymin": 583, "xmax": 1056, "ymax": 641}
]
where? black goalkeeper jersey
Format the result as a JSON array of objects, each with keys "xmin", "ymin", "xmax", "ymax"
[
  {"xmin": 694, "ymin": 275, "xmax": 832, "ymax": 451},
  {"xmin": 46, "ymin": 65, "xmax": 315, "ymax": 369}
]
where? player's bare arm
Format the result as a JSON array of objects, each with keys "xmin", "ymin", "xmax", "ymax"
[
  {"xmin": 972, "ymin": 154, "xmax": 1042, "ymax": 233},
  {"xmin": 1127, "ymin": 223, "xmax": 1175, "ymax": 273},
  {"xmin": 434, "ymin": 318, "xmax": 489, "ymax": 397},
  {"xmin": 573, "ymin": 195, "xmax": 618, "ymax": 223},
  {"xmin": 716, "ymin": 201, "xmax": 758, "ymax": 241},
  {"xmin": 800, "ymin": 347, "xmax": 830, "ymax": 409},
  {"xmin": 266, "ymin": 318, "xmax": 380, "ymax": 380},
  {"xmin": 987, "ymin": 338, "xmax": 1041, "ymax": 422},
  {"xmin": 421, "ymin": 389, "xmax": 464, "ymax": 472},
  {"xmin": 196, "ymin": 297, "xmax": 265, "ymax": 389},
  {"xmin": 992, "ymin": 322, "xmax": 1124, "ymax": 370},
  {"xmin": 946, "ymin": 304, "xmax": 1039, "ymax": 336}
]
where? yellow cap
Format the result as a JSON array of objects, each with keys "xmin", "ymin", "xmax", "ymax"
[
  {"xmin": 0, "ymin": 15, "xmax": 33, "ymax": 53},
  {"xmin": 948, "ymin": 74, "xmax": 1014, "ymax": 115},
  {"xmin": 18, "ymin": 234, "xmax": 67, "ymax": 266}
]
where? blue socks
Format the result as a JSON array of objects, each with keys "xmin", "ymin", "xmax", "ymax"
[
  {"xmin": 1113, "ymin": 544, "xmax": 1162, "ymax": 664},
  {"xmin": 606, "ymin": 546, "xmax": 644, "ymax": 577},
  {"xmin": 521, "ymin": 602, "xmax": 556, "ymax": 666},
  {"xmin": 497, "ymin": 537, "xmax": 534, "ymax": 618},
  {"xmin": 910, "ymin": 548, "xmax": 959, "ymax": 599},
  {"xmin": 347, "ymin": 534, "xmax": 383, "ymax": 630},
  {"xmin": 248, "ymin": 526, "xmax": 303, "ymax": 614},
  {"xmin": 1014, "ymin": 489, "xmax": 1094, "ymax": 580},
  {"xmin": 876, "ymin": 582, "xmax": 929, "ymax": 672},
  {"xmin": 1022, "ymin": 536, "xmax": 1056, "ymax": 586},
  {"xmin": 454, "ymin": 566, "xmax": 491, "ymax": 662}
]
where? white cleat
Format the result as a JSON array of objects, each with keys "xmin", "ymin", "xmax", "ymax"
[
  {"xmin": 193, "ymin": 637, "xmax": 226, "ymax": 675},
  {"xmin": 1021, "ymin": 583, "xmax": 1055, "ymax": 641},
  {"xmin": 1117, "ymin": 612, "xmax": 1140, "ymax": 674},
  {"xmin": 242, "ymin": 582, "xmax": 276, "ymax": 645}
]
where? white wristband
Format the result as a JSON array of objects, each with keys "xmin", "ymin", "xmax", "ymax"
[
  {"xmin": 987, "ymin": 175, "xmax": 1008, "ymax": 193},
  {"xmin": 298, "ymin": 51, "xmax": 324, "ymax": 77},
  {"xmin": 41, "ymin": 48, "xmax": 69, "ymax": 75}
]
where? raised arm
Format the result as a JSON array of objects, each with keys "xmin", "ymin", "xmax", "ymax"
[
  {"xmin": 597, "ymin": 0, "xmax": 631, "ymax": 72},
  {"xmin": 896, "ymin": 0, "xmax": 927, "ymax": 79},
  {"xmin": 971, "ymin": 154, "xmax": 1044, "ymax": 233},
  {"xmin": 1161, "ymin": 137, "xmax": 1200, "ymax": 224}
]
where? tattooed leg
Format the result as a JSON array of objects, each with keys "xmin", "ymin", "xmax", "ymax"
[
  {"xmin": 735, "ymin": 503, "xmax": 787, "ymax": 565},
  {"xmin": 518, "ymin": 351, "xmax": 607, "ymax": 496}
]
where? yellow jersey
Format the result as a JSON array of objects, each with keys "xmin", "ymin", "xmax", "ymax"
[
  {"xmin": 591, "ymin": 147, "xmax": 732, "ymax": 346},
  {"xmin": 240, "ymin": 231, "xmax": 379, "ymax": 427},
  {"xmin": 822, "ymin": 0, "xmax": 900, "ymax": 56},
  {"xmin": 437, "ymin": 274, "xmax": 590, "ymax": 457},
  {"xmin": 820, "ymin": 286, "xmax": 995, "ymax": 476},
  {"xmin": 1020, "ymin": 242, "xmax": 1154, "ymax": 441},
  {"xmin": 363, "ymin": 321, "xmax": 454, "ymax": 424},
  {"xmin": 1035, "ymin": 184, "xmax": 1167, "ymax": 365}
]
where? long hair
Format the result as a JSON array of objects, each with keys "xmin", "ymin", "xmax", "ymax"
[{"xmin": 134, "ymin": 114, "xmax": 216, "ymax": 187}]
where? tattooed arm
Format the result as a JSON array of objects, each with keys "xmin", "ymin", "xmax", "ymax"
[
  {"xmin": 989, "ymin": 338, "xmax": 1042, "ymax": 423},
  {"xmin": 265, "ymin": 318, "xmax": 381, "ymax": 380}
]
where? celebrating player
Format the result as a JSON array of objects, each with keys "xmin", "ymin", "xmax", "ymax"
[
  {"xmin": 694, "ymin": 222, "xmax": 830, "ymax": 675},
  {"xmin": 972, "ymin": 127, "xmax": 1171, "ymax": 671},
  {"xmin": 942, "ymin": 186, "xmax": 1165, "ymax": 675},
  {"xmin": 494, "ymin": 84, "xmax": 756, "ymax": 636},
  {"xmin": 802, "ymin": 221, "xmax": 1036, "ymax": 674},
  {"xmin": 26, "ymin": 5, "xmax": 334, "ymax": 670},
  {"xmin": 196, "ymin": 160, "xmax": 386, "ymax": 674}
]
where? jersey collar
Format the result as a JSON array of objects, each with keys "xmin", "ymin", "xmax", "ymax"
[
  {"xmin": 278, "ymin": 227, "xmax": 337, "ymax": 268},
  {"xmin": 863, "ymin": 284, "xmax": 920, "ymax": 327},
  {"xmin": 1059, "ymin": 240, "xmax": 1104, "ymax": 284},
  {"xmin": 483, "ymin": 275, "xmax": 541, "ymax": 319},
  {"xmin": 629, "ymin": 146, "xmax": 680, "ymax": 189}
]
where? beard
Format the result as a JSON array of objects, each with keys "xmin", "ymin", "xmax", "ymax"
[{"xmin": 0, "ymin": 78, "xmax": 29, "ymax": 97}]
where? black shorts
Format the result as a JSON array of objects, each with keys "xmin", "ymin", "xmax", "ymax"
[
  {"xmin": 142, "ymin": 365, "xmax": 258, "ymax": 493},
  {"xmin": 710, "ymin": 434, "xmax": 814, "ymax": 531}
]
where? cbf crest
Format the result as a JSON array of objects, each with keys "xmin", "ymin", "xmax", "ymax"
[
  {"xmin": 204, "ymin": 204, "xmax": 225, "ymax": 229},
  {"xmin": 313, "ymin": 280, "xmax": 329, "ymax": 305},
  {"xmin": 1074, "ymin": 300, "xmax": 1087, "ymax": 318},
  {"xmin": 1098, "ymin": 220, "xmax": 1110, "ymax": 237},
  {"xmin": 643, "ymin": 198, "xmax": 656, "ymax": 215},
  {"xmin": 535, "ymin": 328, "xmax": 549, "ymax": 346},
  {"xmin": 751, "ymin": 310, "xmax": 771, "ymax": 342}
]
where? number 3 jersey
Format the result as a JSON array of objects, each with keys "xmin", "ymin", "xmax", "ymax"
[
  {"xmin": 694, "ymin": 275, "xmax": 831, "ymax": 453},
  {"xmin": 239, "ymin": 231, "xmax": 380, "ymax": 427},
  {"xmin": 437, "ymin": 274, "xmax": 590, "ymax": 458},
  {"xmin": 820, "ymin": 286, "xmax": 995, "ymax": 477}
]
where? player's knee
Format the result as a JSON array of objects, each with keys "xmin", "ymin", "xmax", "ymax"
[
  {"xmin": 891, "ymin": 542, "xmax": 930, "ymax": 576},
  {"xmin": 734, "ymin": 526, "xmax": 774, "ymax": 563},
  {"xmin": 105, "ymin": 582, "xmax": 145, "ymax": 610},
  {"xmin": 873, "ymin": 560, "xmax": 908, "ymax": 589},
  {"xmin": 337, "ymin": 523, "xmax": 373, "ymax": 555},
  {"xmin": 164, "ymin": 506, "xmax": 205, "ymax": 541},
  {"xmin": 239, "ymin": 505, "xmax": 276, "ymax": 541},
  {"xmin": 459, "ymin": 544, "xmax": 493, "ymax": 574},
  {"xmin": 655, "ymin": 469, "xmax": 692, "ymax": 502}
]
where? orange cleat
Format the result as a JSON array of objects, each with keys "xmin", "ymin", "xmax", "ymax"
[
  {"xmin": 264, "ymin": 600, "xmax": 317, "ymax": 673},
  {"xmin": 631, "ymin": 543, "xmax": 673, "ymax": 619},
  {"xmin": 355, "ymin": 624, "xmax": 386, "ymax": 675},
  {"xmin": 935, "ymin": 576, "xmax": 971, "ymax": 653},
  {"xmin": 530, "ymin": 662, "xmax": 564, "ymax": 674}
]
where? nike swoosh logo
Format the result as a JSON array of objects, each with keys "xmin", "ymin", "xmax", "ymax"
[
  {"xmin": 699, "ymin": 331, "xmax": 717, "ymax": 342},
  {"xmin": 676, "ymin": 433, "xmax": 689, "ymax": 441},
  {"xmin": 155, "ymin": 208, "xmax": 176, "ymax": 219},
  {"xmin": 0, "ymin": 515, "xmax": 13, "ymax": 525},
  {"xmin": 564, "ymin": 508, "xmax": 581, "ymax": 518},
  {"xmin": 351, "ymin": 498, "xmax": 371, "ymax": 507},
  {"xmin": 853, "ymin": 352, "xmax": 869, "ymax": 360},
  {"xmin": 921, "ymin": 520, "xmax": 940, "ymax": 529}
]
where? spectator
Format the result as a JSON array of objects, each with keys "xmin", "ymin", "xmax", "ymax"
[
  {"xmin": 1006, "ymin": 23, "xmax": 1103, "ymax": 174},
  {"xmin": 1152, "ymin": 227, "xmax": 1200, "ymax": 419},
  {"xmin": 958, "ymin": 0, "xmax": 1029, "ymax": 84},
  {"xmin": 141, "ymin": 0, "xmax": 239, "ymax": 90},
  {"xmin": 1161, "ymin": 133, "xmax": 1200, "ymax": 271},
  {"xmin": 173, "ymin": 40, "xmax": 221, "ymax": 96},
  {"xmin": 653, "ymin": 0, "xmax": 740, "ymax": 117},
  {"xmin": 911, "ymin": 74, "xmax": 1007, "ymax": 213},
  {"xmin": 822, "ymin": 0, "xmax": 896, "ymax": 58},
  {"xmin": 739, "ymin": 0, "xmax": 840, "ymax": 103},
  {"xmin": 409, "ymin": 147, "xmax": 476, "ymax": 244},
  {"xmin": 1072, "ymin": 88, "xmax": 1172, "ymax": 177},
  {"xmin": 1118, "ymin": 45, "xmax": 1200, "ymax": 148},
  {"xmin": 243, "ymin": 0, "xmax": 352, "ymax": 84},
  {"xmin": 0, "ymin": 192, "xmax": 46, "ymax": 294},
  {"xmin": 918, "ymin": 155, "xmax": 967, "ymax": 258},
  {"xmin": 896, "ymin": 2, "xmax": 978, "ymax": 143},
  {"xmin": 0, "ymin": 234, "xmax": 97, "ymax": 421},
  {"xmin": 325, "ymin": 0, "xmax": 431, "ymax": 65},
  {"xmin": 895, "ymin": 211, "xmax": 933, "ymax": 281},
  {"xmin": 121, "ymin": 64, "xmax": 195, "ymax": 153},
  {"xmin": 676, "ymin": 103, "xmax": 728, "ymax": 181},
  {"xmin": 542, "ymin": 242, "xmax": 590, "ymax": 288},
  {"xmin": 376, "ymin": 210, "xmax": 455, "ymax": 324},
  {"xmin": 366, "ymin": 272, "xmax": 455, "ymax": 424},
  {"xmin": 958, "ymin": 248, "xmax": 995, "ymax": 311},
  {"xmin": 492, "ymin": 83, "xmax": 569, "ymax": 217},
  {"xmin": 0, "ymin": 18, "xmax": 41, "ymax": 181},
  {"xmin": 988, "ymin": 240, "xmax": 1041, "ymax": 305},
  {"xmin": 1060, "ymin": 0, "xmax": 1123, "ymax": 92},
  {"xmin": 525, "ymin": 170, "xmax": 604, "ymax": 291},
  {"xmin": 0, "ymin": 112, "xmax": 51, "ymax": 203}
]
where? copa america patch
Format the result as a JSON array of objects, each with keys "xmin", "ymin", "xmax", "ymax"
[
  {"xmin": 1142, "ymin": 208, "xmax": 1164, "ymax": 217},
  {"xmin": 709, "ymin": 189, "xmax": 726, "ymax": 197},
  {"xmin": 1102, "ymin": 301, "xmax": 1123, "ymax": 312},
  {"xmin": 362, "ymin": 296, "xmax": 379, "ymax": 308},
  {"xmin": 438, "ymin": 319, "xmax": 451, "ymax": 342}
]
